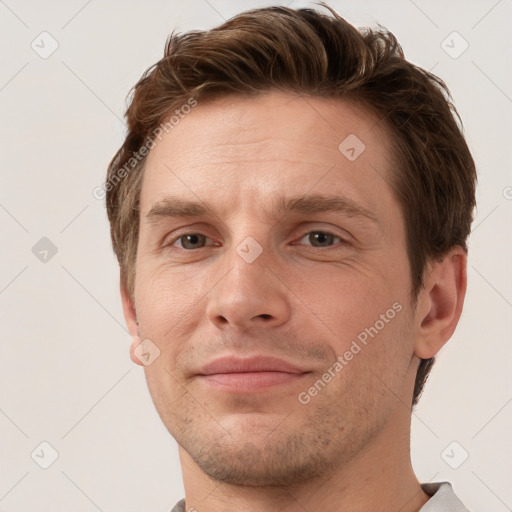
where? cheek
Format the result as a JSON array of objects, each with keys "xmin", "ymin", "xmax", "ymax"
[
  {"xmin": 316, "ymin": 301, "xmax": 414, "ymax": 416},
  {"xmin": 292, "ymin": 264, "xmax": 404, "ymax": 346},
  {"xmin": 136, "ymin": 258, "xmax": 202, "ymax": 316},
  {"xmin": 295, "ymin": 265, "xmax": 413, "ymax": 401},
  {"xmin": 142, "ymin": 362, "xmax": 185, "ymax": 433},
  {"xmin": 133, "ymin": 262, "xmax": 207, "ymax": 366}
]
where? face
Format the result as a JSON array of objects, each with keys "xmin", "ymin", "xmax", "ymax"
[{"xmin": 130, "ymin": 91, "xmax": 418, "ymax": 486}]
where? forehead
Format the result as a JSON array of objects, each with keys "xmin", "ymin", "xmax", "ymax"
[{"xmin": 140, "ymin": 91, "xmax": 398, "ymax": 221}]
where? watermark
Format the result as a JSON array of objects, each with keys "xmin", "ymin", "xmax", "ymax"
[
  {"xmin": 441, "ymin": 31, "xmax": 469, "ymax": 60},
  {"xmin": 32, "ymin": 236, "xmax": 58, "ymax": 263},
  {"xmin": 297, "ymin": 301, "xmax": 402, "ymax": 405},
  {"xmin": 338, "ymin": 133, "xmax": 365, "ymax": 161},
  {"xmin": 93, "ymin": 97, "xmax": 198, "ymax": 201},
  {"xmin": 31, "ymin": 441, "xmax": 59, "ymax": 469},
  {"xmin": 441, "ymin": 441, "xmax": 469, "ymax": 469},
  {"xmin": 236, "ymin": 236, "xmax": 263, "ymax": 263},
  {"xmin": 133, "ymin": 338, "xmax": 161, "ymax": 366},
  {"xmin": 31, "ymin": 31, "xmax": 59, "ymax": 59}
]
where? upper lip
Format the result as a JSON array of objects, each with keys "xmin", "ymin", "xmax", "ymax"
[{"xmin": 197, "ymin": 355, "xmax": 309, "ymax": 375}]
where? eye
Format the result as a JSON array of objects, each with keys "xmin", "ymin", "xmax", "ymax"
[
  {"xmin": 165, "ymin": 229, "xmax": 348, "ymax": 251},
  {"xmin": 171, "ymin": 233, "xmax": 213, "ymax": 250},
  {"xmin": 297, "ymin": 230, "xmax": 346, "ymax": 248}
]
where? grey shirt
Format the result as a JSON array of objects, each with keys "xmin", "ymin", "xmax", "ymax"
[{"xmin": 170, "ymin": 481, "xmax": 470, "ymax": 511}]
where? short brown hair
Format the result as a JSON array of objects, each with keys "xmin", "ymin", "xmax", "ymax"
[{"xmin": 105, "ymin": 3, "xmax": 477, "ymax": 406}]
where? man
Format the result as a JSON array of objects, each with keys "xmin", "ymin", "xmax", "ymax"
[{"xmin": 105, "ymin": 4, "xmax": 476, "ymax": 511}]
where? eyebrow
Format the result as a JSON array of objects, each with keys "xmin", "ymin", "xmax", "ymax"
[{"xmin": 145, "ymin": 193, "xmax": 378, "ymax": 224}]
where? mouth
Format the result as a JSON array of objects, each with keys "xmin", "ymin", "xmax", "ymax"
[
  {"xmin": 196, "ymin": 355, "xmax": 311, "ymax": 392},
  {"xmin": 198, "ymin": 371, "xmax": 310, "ymax": 392}
]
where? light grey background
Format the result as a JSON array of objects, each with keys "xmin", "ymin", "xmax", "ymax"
[{"xmin": 1, "ymin": 0, "xmax": 510, "ymax": 510}]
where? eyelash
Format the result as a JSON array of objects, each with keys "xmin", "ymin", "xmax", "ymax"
[{"xmin": 164, "ymin": 229, "xmax": 349, "ymax": 251}]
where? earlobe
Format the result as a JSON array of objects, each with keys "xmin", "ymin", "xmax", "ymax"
[
  {"xmin": 120, "ymin": 274, "xmax": 144, "ymax": 367},
  {"xmin": 414, "ymin": 247, "xmax": 467, "ymax": 359},
  {"xmin": 129, "ymin": 335, "xmax": 145, "ymax": 366}
]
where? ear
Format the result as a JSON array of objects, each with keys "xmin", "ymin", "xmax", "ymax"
[
  {"xmin": 414, "ymin": 247, "xmax": 467, "ymax": 359},
  {"xmin": 120, "ymin": 273, "xmax": 144, "ymax": 366}
]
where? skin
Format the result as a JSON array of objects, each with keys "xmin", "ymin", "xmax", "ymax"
[{"xmin": 121, "ymin": 91, "xmax": 467, "ymax": 512}]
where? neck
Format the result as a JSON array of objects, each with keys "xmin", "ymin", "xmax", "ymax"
[{"xmin": 178, "ymin": 403, "xmax": 430, "ymax": 512}]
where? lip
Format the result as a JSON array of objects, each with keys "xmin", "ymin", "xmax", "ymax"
[
  {"xmin": 196, "ymin": 355, "xmax": 310, "ymax": 392},
  {"xmin": 198, "ymin": 355, "xmax": 307, "ymax": 375}
]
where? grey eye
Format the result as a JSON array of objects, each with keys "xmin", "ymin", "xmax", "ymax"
[{"xmin": 177, "ymin": 234, "xmax": 207, "ymax": 249}]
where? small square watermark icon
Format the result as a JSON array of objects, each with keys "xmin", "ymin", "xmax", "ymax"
[
  {"xmin": 236, "ymin": 236, "xmax": 263, "ymax": 263},
  {"xmin": 441, "ymin": 31, "xmax": 469, "ymax": 59},
  {"xmin": 338, "ymin": 134, "xmax": 365, "ymax": 161},
  {"xmin": 440, "ymin": 441, "xmax": 469, "ymax": 469},
  {"xmin": 31, "ymin": 441, "xmax": 59, "ymax": 469},
  {"xmin": 32, "ymin": 237, "xmax": 58, "ymax": 263},
  {"xmin": 31, "ymin": 31, "xmax": 59, "ymax": 59},
  {"xmin": 134, "ymin": 338, "xmax": 161, "ymax": 366}
]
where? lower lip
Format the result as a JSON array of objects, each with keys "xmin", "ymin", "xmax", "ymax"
[{"xmin": 198, "ymin": 372, "xmax": 309, "ymax": 392}]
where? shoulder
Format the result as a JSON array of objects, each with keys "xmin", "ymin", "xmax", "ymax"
[
  {"xmin": 169, "ymin": 498, "xmax": 186, "ymax": 512},
  {"xmin": 420, "ymin": 482, "xmax": 471, "ymax": 512}
]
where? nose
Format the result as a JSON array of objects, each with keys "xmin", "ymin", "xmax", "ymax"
[{"xmin": 205, "ymin": 242, "xmax": 292, "ymax": 331}]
